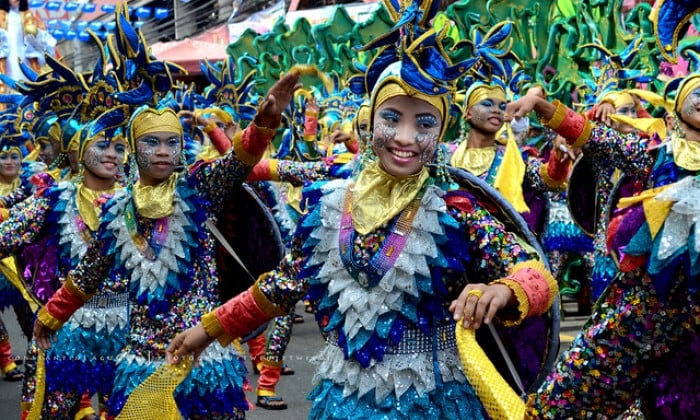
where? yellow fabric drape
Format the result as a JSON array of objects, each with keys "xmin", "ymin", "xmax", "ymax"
[
  {"xmin": 133, "ymin": 174, "xmax": 177, "ymax": 219},
  {"xmin": 351, "ymin": 161, "xmax": 428, "ymax": 235},
  {"xmin": 450, "ymin": 141, "xmax": 496, "ymax": 176},
  {"xmin": 493, "ymin": 126, "xmax": 529, "ymax": 212},
  {"xmin": 672, "ymin": 136, "xmax": 700, "ymax": 171}
]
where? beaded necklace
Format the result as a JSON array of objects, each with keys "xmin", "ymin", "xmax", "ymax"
[{"xmin": 339, "ymin": 189, "xmax": 422, "ymax": 289}]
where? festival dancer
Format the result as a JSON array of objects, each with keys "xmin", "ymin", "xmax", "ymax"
[
  {"xmin": 449, "ymin": 81, "xmax": 572, "ymax": 236},
  {"xmin": 33, "ymin": 71, "xmax": 299, "ymax": 419},
  {"xmin": 0, "ymin": 134, "xmax": 33, "ymax": 382},
  {"xmin": 0, "ymin": 107, "xmax": 130, "ymax": 419},
  {"xmin": 167, "ymin": 2, "xmax": 558, "ymax": 418},
  {"xmin": 509, "ymin": 69, "xmax": 700, "ymax": 418}
]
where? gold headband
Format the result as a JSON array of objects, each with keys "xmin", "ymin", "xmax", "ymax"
[
  {"xmin": 130, "ymin": 108, "xmax": 183, "ymax": 148},
  {"xmin": 466, "ymin": 84, "xmax": 507, "ymax": 109},
  {"xmin": 48, "ymin": 123, "xmax": 61, "ymax": 144},
  {"xmin": 371, "ymin": 80, "xmax": 448, "ymax": 140},
  {"xmin": 675, "ymin": 75, "xmax": 700, "ymax": 115},
  {"xmin": 357, "ymin": 104, "xmax": 370, "ymax": 124},
  {"xmin": 600, "ymin": 91, "xmax": 636, "ymax": 109},
  {"xmin": 0, "ymin": 146, "xmax": 22, "ymax": 158},
  {"xmin": 374, "ymin": 81, "xmax": 446, "ymax": 117}
]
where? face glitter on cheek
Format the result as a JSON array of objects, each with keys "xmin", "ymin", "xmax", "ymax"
[
  {"xmin": 681, "ymin": 95, "xmax": 700, "ymax": 119},
  {"xmin": 373, "ymin": 123, "xmax": 396, "ymax": 150},
  {"xmin": 414, "ymin": 131, "xmax": 438, "ymax": 145},
  {"xmin": 83, "ymin": 148, "xmax": 103, "ymax": 171},
  {"xmin": 136, "ymin": 144, "xmax": 154, "ymax": 168}
]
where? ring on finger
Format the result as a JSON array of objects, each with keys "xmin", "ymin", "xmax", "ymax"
[{"xmin": 467, "ymin": 289, "xmax": 483, "ymax": 299}]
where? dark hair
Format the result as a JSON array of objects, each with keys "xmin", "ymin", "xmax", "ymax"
[{"xmin": 0, "ymin": 1, "xmax": 28, "ymax": 12}]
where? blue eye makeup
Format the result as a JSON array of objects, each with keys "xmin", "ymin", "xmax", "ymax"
[
  {"xmin": 416, "ymin": 115, "xmax": 438, "ymax": 129},
  {"xmin": 379, "ymin": 109, "xmax": 401, "ymax": 122}
]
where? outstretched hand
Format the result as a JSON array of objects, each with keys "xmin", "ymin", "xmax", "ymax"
[
  {"xmin": 254, "ymin": 71, "xmax": 302, "ymax": 129},
  {"xmin": 165, "ymin": 323, "xmax": 215, "ymax": 367},
  {"xmin": 506, "ymin": 95, "xmax": 543, "ymax": 122}
]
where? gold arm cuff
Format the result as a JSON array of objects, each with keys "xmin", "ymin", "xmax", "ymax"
[
  {"xmin": 269, "ymin": 159, "xmax": 280, "ymax": 182},
  {"xmin": 541, "ymin": 100, "xmax": 567, "ymax": 129},
  {"xmin": 509, "ymin": 259, "xmax": 559, "ymax": 310},
  {"xmin": 490, "ymin": 278, "xmax": 529, "ymax": 326},
  {"xmin": 539, "ymin": 163, "xmax": 565, "ymax": 189},
  {"xmin": 201, "ymin": 310, "xmax": 225, "ymax": 339},
  {"xmin": 571, "ymin": 120, "xmax": 592, "ymax": 149},
  {"xmin": 251, "ymin": 281, "xmax": 286, "ymax": 318},
  {"xmin": 203, "ymin": 120, "xmax": 217, "ymax": 133},
  {"xmin": 64, "ymin": 275, "xmax": 90, "ymax": 302},
  {"xmin": 232, "ymin": 123, "xmax": 276, "ymax": 166},
  {"xmin": 37, "ymin": 307, "xmax": 65, "ymax": 331}
]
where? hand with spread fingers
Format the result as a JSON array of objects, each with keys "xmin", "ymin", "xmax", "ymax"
[
  {"xmin": 449, "ymin": 283, "xmax": 515, "ymax": 329},
  {"xmin": 254, "ymin": 71, "xmax": 302, "ymax": 130}
]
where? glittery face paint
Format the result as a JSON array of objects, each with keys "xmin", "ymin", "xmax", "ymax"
[
  {"xmin": 38, "ymin": 138, "xmax": 59, "ymax": 166},
  {"xmin": 466, "ymin": 98, "xmax": 506, "ymax": 135},
  {"xmin": 82, "ymin": 137, "xmax": 127, "ymax": 181},
  {"xmin": 0, "ymin": 150, "xmax": 21, "ymax": 181},
  {"xmin": 135, "ymin": 131, "xmax": 182, "ymax": 186},
  {"xmin": 680, "ymin": 88, "xmax": 700, "ymax": 122},
  {"xmin": 372, "ymin": 95, "xmax": 442, "ymax": 177}
]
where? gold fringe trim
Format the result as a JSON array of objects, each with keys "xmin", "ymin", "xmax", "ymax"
[
  {"xmin": 539, "ymin": 163, "xmax": 565, "ymax": 190},
  {"xmin": 541, "ymin": 100, "xmax": 567, "ymax": 129},
  {"xmin": 490, "ymin": 279, "xmax": 529, "ymax": 326},
  {"xmin": 571, "ymin": 119, "xmax": 592, "ymax": 149},
  {"xmin": 269, "ymin": 159, "xmax": 280, "ymax": 182}
]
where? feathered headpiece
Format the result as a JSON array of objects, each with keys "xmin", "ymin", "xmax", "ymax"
[{"xmin": 651, "ymin": 0, "xmax": 700, "ymax": 64}]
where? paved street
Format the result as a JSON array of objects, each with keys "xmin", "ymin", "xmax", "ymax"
[{"xmin": 0, "ymin": 302, "xmax": 587, "ymax": 419}]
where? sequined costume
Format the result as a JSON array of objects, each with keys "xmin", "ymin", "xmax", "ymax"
[
  {"xmin": 528, "ymin": 98, "xmax": 700, "ymax": 417},
  {"xmin": 0, "ymin": 174, "xmax": 35, "ymax": 340},
  {"xmin": 39, "ymin": 123, "xmax": 275, "ymax": 419},
  {"xmin": 540, "ymin": 189, "xmax": 595, "ymax": 303},
  {"xmin": 529, "ymin": 173, "xmax": 700, "ymax": 418},
  {"xmin": 0, "ymin": 177, "xmax": 127, "ymax": 416},
  {"xmin": 203, "ymin": 170, "xmax": 557, "ymax": 419},
  {"xmin": 448, "ymin": 133, "xmax": 568, "ymax": 236},
  {"xmin": 564, "ymin": 106, "xmax": 657, "ymax": 301}
]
